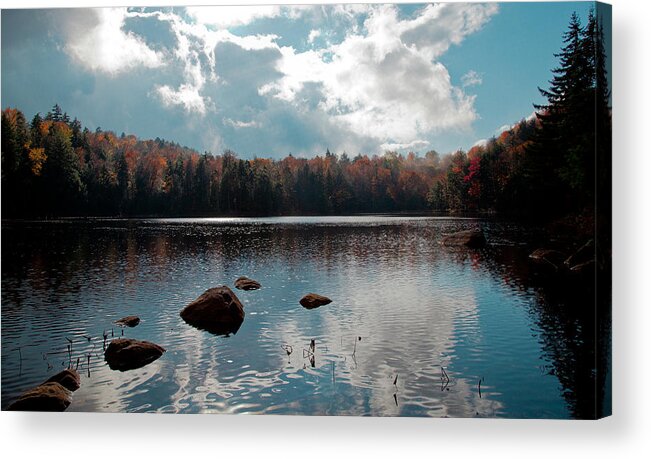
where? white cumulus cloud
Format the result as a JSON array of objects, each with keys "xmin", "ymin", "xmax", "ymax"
[
  {"xmin": 63, "ymin": 8, "xmax": 164, "ymax": 75},
  {"xmin": 260, "ymin": 3, "xmax": 498, "ymax": 143},
  {"xmin": 185, "ymin": 5, "xmax": 282, "ymax": 28},
  {"xmin": 52, "ymin": 4, "xmax": 499, "ymax": 153},
  {"xmin": 400, "ymin": 3, "xmax": 499, "ymax": 60},
  {"xmin": 155, "ymin": 83, "xmax": 209, "ymax": 115},
  {"xmin": 308, "ymin": 29, "xmax": 321, "ymax": 44},
  {"xmin": 126, "ymin": 9, "xmax": 280, "ymax": 115},
  {"xmin": 380, "ymin": 139, "xmax": 431, "ymax": 151}
]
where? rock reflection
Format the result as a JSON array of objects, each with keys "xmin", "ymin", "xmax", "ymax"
[{"xmin": 1, "ymin": 218, "xmax": 608, "ymax": 418}]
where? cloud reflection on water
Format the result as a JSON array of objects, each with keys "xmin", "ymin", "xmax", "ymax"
[{"xmin": 2, "ymin": 217, "xmax": 593, "ymax": 417}]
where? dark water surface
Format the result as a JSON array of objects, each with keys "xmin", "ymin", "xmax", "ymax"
[{"xmin": 1, "ymin": 217, "xmax": 605, "ymax": 417}]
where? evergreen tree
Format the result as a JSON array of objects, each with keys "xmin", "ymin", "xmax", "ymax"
[
  {"xmin": 116, "ymin": 152, "xmax": 131, "ymax": 213},
  {"xmin": 521, "ymin": 11, "xmax": 608, "ymax": 216},
  {"xmin": 41, "ymin": 122, "xmax": 84, "ymax": 214},
  {"xmin": 46, "ymin": 103, "xmax": 64, "ymax": 122},
  {"xmin": 1, "ymin": 109, "xmax": 32, "ymax": 215}
]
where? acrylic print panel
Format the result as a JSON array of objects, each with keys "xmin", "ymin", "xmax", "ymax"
[{"xmin": 0, "ymin": 2, "xmax": 611, "ymax": 419}]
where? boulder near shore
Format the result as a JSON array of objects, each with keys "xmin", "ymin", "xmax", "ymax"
[
  {"xmin": 7, "ymin": 382, "xmax": 73, "ymax": 411},
  {"xmin": 104, "ymin": 338, "xmax": 165, "ymax": 371},
  {"xmin": 44, "ymin": 368, "xmax": 81, "ymax": 392},
  {"xmin": 180, "ymin": 286, "xmax": 245, "ymax": 334},
  {"xmin": 115, "ymin": 315, "xmax": 140, "ymax": 327},
  {"xmin": 234, "ymin": 276, "xmax": 261, "ymax": 291},
  {"xmin": 440, "ymin": 229, "xmax": 487, "ymax": 248},
  {"xmin": 8, "ymin": 368, "xmax": 82, "ymax": 411},
  {"xmin": 300, "ymin": 293, "xmax": 332, "ymax": 309}
]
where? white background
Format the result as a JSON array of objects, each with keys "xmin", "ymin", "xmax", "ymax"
[{"xmin": 1, "ymin": 0, "xmax": 649, "ymax": 457}]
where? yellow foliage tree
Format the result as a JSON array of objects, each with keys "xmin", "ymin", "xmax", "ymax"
[{"xmin": 28, "ymin": 147, "xmax": 47, "ymax": 176}]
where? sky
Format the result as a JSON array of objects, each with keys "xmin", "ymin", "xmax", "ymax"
[{"xmin": 1, "ymin": 2, "xmax": 609, "ymax": 158}]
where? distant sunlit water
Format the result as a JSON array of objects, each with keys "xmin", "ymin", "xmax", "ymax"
[{"xmin": 1, "ymin": 216, "xmax": 603, "ymax": 417}]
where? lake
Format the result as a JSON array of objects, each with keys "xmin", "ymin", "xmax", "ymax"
[{"xmin": 1, "ymin": 216, "xmax": 608, "ymax": 417}]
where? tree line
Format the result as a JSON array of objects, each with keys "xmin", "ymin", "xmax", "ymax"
[{"xmin": 1, "ymin": 11, "xmax": 609, "ymax": 220}]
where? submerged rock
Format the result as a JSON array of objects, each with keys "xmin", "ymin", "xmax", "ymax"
[
  {"xmin": 44, "ymin": 368, "xmax": 81, "ymax": 392},
  {"xmin": 300, "ymin": 293, "xmax": 332, "ymax": 309},
  {"xmin": 7, "ymin": 382, "xmax": 72, "ymax": 412},
  {"xmin": 115, "ymin": 315, "xmax": 140, "ymax": 327},
  {"xmin": 440, "ymin": 229, "xmax": 486, "ymax": 248},
  {"xmin": 104, "ymin": 338, "xmax": 165, "ymax": 371},
  {"xmin": 180, "ymin": 286, "xmax": 245, "ymax": 335},
  {"xmin": 234, "ymin": 276, "xmax": 261, "ymax": 291}
]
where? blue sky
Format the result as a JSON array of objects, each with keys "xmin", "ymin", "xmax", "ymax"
[{"xmin": 1, "ymin": 2, "xmax": 609, "ymax": 158}]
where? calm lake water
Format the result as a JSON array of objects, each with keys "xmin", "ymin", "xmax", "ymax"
[{"xmin": 1, "ymin": 216, "xmax": 608, "ymax": 418}]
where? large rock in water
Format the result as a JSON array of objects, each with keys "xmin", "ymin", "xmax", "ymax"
[
  {"xmin": 44, "ymin": 368, "xmax": 81, "ymax": 392},
  {"xmin": 115, "ymin": 315, "xmax": 140, "ymax": 327},
  {"xmin": 7, "ymin": 382, "xmax": 72, "ymax": 411},
  {"xmin": 180, "ymin": 286, "xmax": 245, "ymax": 335},
  {"xmin": 440, "ymin": 229, "xmax": 487, "ymax": 248},
  {"xmin": 300, "ymin": 293, "xmax": 332, "ymax": 309},
  {"xmin": 234, "ymin": 276, "xmax": 261, "ymax": 291},
  {"xmin": 104, "ymin": 338, "xmax": 165, "ymax": 371}
]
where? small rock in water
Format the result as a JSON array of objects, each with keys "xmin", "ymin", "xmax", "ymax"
[
  {"xmin": 440, "ymin": 229, "xmax": 486, "ymax": 248},
  {"xmin": 7, "ymin": 382, "xmax": 72, "ymax": 412},
  {"xmin": 300, "ymin": 293, "xmax": 332, "ymax": 309},
  {"xmin": 180, "ymin": 286, "xmax": 245, "ymax": 335},
  {"xmin": 44, "ymin": 368, "xmax": 81, "ymax": 392},
  {"xmin": 104, "ymin": 338, "xmax": 165, "ymax": 371},
  {"xmin": 234, "ymin": 276, "xmax": 261, "ymax": 291},
  {"xmin": 115, "ymin": 315, "xmax": 140, "ymax": 327}
]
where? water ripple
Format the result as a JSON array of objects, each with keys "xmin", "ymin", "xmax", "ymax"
[{"xmin": 1, "ymin": 217, "xmax": 599, "ymax": 418}]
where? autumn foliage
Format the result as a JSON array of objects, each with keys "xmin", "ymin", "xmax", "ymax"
[{"xmin": 0, "ymin": 103, "xmax": 546, "ymax": 217}]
